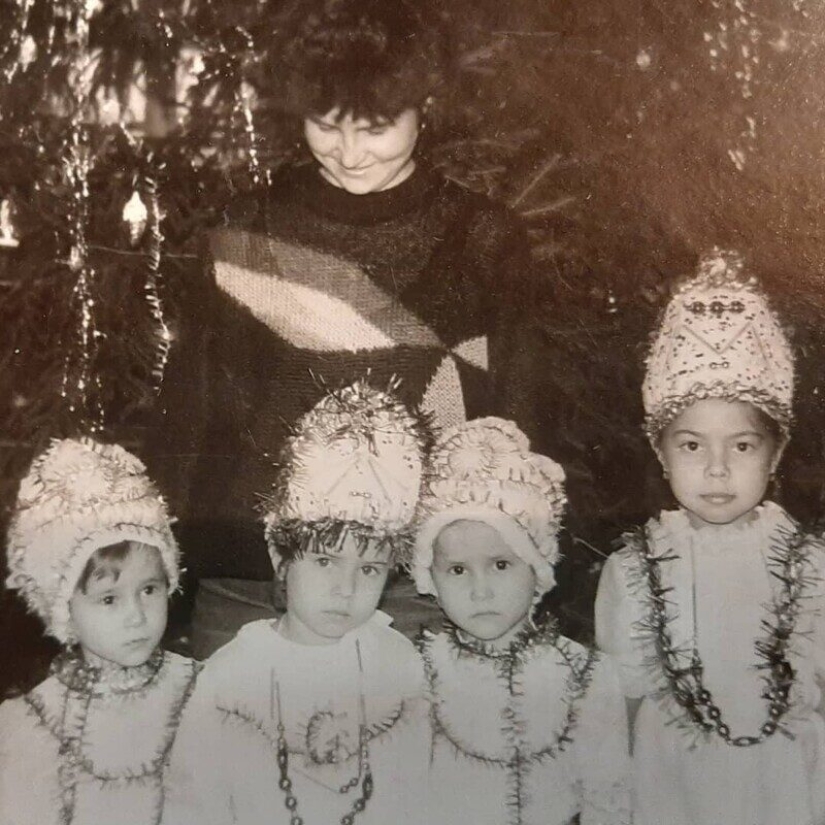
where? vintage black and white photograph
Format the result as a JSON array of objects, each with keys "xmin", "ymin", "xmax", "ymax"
[{"xmin": 2, "ymin": 1, "xmax": 825, "ymax": 823}]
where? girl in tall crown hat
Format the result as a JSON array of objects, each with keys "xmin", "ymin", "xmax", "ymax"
[
  {"xmin": 595, "ymin": 250, "xmax": 825, "ymax": 825},
  {"xmin": 0, "ymin": 438, "xmax": 199, "ymax": 825}
]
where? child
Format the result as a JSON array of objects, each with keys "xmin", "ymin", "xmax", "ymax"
[
  {"xmin": 596, "ymin": 250, "xmax": 825, "ymax": 825},
  {"xmin": 0, "ymin": 437, "xmax": 199, "ymax": 825},
  {"xmin": 412, "ymin": 417, "xmax": 631, "ymax": 825},
  {"xmin": 164, "ymin": 380, "xmax": 431, "ymax": 825}
]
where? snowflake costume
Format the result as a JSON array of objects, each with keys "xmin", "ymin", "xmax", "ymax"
[
  {"xmin": 596, "ymin": 250, "xmax": 825, "ymax": 825},
  {"xmin": 163, "ymin": 382, "xmax": 431, "ymax": 825},
  {"xmin": 413, "ymin": 418, "xmax": 630, "ymax": 825},
  {"xmin": 0, "ymin": 438, "xmax": 199, "ymax": 825}
]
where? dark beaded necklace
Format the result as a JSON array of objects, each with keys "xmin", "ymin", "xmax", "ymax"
[
  {"xmin": 636, "ymin": 522, "xmax": 813, "ymax": 747},
  {"xmin": 271, "ymin": 639, "xmax": 375, "ymax": 825}
]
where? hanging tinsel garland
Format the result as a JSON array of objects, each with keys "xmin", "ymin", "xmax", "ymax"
[
  {"xmin": 60, "ymin": 0, "xmax": 105, "ymax": 432},
  {"xmin": 120, "ymin": 128, "xmax": 173, "ymax": 393},
  {"xmin": 0, "ymin": 0, "xmax": 34, "ymax": 85}
]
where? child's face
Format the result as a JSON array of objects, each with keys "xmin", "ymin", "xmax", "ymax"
[
  {"xmin": 431, "ymin": 520, "xmax": 536, "ymax": 649},
  {"xmin": 69, "ymin": 544, "xmax": 168, "ymax": 668},
  {"xmin": 281, "ymin": 534, "xmax": 391, "ymax": 645},
  {"xmin": 658, "ymin": 398, "xmax": 782, "ymax": 528}
]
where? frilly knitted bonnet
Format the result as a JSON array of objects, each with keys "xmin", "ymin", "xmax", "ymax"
[
  {"xmin": 643, "ymin": 248, "xmax": 794, "ymax": 441},
  {"xmin": 6, "ymin": 437, "xmax": 180, "ymax": 644},
  {"xmin": 263, "ymin": 379, "xmax": 430, "ymax": 569},
  {"xmin": 412, "ymin": 417, "xmax": 566, "ymax": 597}
]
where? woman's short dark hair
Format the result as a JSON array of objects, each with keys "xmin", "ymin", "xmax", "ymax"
[{"xmin": 275, "ymin": 0, "xmax": 451, "ymax": 122}]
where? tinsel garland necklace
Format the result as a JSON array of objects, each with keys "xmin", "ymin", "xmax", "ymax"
[
  {"xmin": 23, "ymin": 648, "xmax": 198, "ymax": 825},
  {"xmin": 419, "ymin": 622, "xmax": 597, "ymax": 825},
  {"xmin": 419, "ymin": 620, "xmax": 597, "ymax": 825},
  {"xmin": 420, "ymin": 619, "xmax": 597, "ymax": 761},
  {"xmin": 272, "ymin": 640, "xmax": 374, "ymax": 825},
  {"xmin": 637, "ymin": 522, "xmax": 814, "ymax": 747}
]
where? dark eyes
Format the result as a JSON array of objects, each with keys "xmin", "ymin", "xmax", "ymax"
[
  {"xmin": 315, "ymin": 557, "xmax": 332, "ymax": 568},
  {"xmin": 447, "ymin": 561, "xmax": 510, "ymax": 574},
  {"xmin": 677, "ymin": 440, "xmax": 756, "ymax": 453},
  {"xmin": 361, "ymin": 565, "xmax": 380, "ymax": 577},
  {"xmin": 101, "ymin": 595, "xmax": 116, "ymax": 606}
]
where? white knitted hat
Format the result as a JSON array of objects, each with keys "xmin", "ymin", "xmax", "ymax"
[
  {"xmin": 643, "ymin": 249, "xmax": 794, "ymax": 440},
  {"xmin": 412, "ymin": 417, "xmax": 566, "ymax": 598},
  {"xmin": 263, "ymin": 379, "xmax": 429, "ymax": 567},
  {"xmin": 6, "ymin": 438, "xmax": 180, "ymax": 643}
]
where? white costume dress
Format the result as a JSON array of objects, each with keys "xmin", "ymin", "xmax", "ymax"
[
  {"xmin": 418, "ymin": 623, "xmax": 630, "ymax": 825},
  {"xmin": 596, "ymin": 501, "xmax": 825, "ymax": 825},
  {"xmin": 0, "ymin": 650, "xmax": 199, "ymax": 825},
  {"xmin": 163, "ymin": 611, "xmax": 429, "ymax": 825}
]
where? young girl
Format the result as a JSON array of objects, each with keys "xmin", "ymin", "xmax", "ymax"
[
  {"xmin": 596, "ymin": 250, "xmax": 825, "ymax": 825},
  {"xmin": 412, "ymin": 417, "xmax": 630, "ymax": 825},
  {"xmin": 0, "ymin": 437, "xmax": 199, "ymax": 825},
  {"xmin": 164, "ymin": 380, "xmax": 431, "ymax": 825}
]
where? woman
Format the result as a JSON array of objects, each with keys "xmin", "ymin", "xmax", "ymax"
[{"xmin": 162, "ymin": 0, "xmax": 545, "ymax": 656}]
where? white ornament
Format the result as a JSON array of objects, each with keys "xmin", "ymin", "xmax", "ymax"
[
  {"xmin": 0, "ymin": 199, "xmax": 20, "ymax": 248},
  {"xmin": 190, "ymin": 52, "xmax": 205, "ymax": 76},
  {"xmin": 123, "ymin": 190, "xmax": 148, "ymax": 246},
  {"xmin": 19, "ymin": 35, "xmax": 37, "ymax": 69}
]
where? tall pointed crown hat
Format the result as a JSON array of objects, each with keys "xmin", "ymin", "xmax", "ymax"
[
  {"xmin": 643, "ymin": 249, "xmax": 794, "ymax": 440},
  {"xmin": 6, "ymin": 438, "xmax": 180, "ymax": 644},
  {"xmin": 412, "ymin": 417, "xmax": 566, "ymax": 598},
  {"xmin": 263, "ymin": 378, "xmax": 430, "ymax": 569}
]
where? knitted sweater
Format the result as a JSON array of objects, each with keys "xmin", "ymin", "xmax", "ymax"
[{"xmin": 157, "ymin": 164, "xmax": 543, "ymax": 579}]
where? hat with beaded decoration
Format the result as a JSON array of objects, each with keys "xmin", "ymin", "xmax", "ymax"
[
  {"xmin": 643, "ymin": 248, "xmax": 794, "ymax": 441},
  {"xmin": 412, "ymin": 417, "xmax": 567, "ymax": 598},
  {"xmin": 5, "ymin": 437, "xmax": 180, "ymax": 643},
  {"xmin": 263, "ymin": 378, "xmax": 431, "ymax": 569}
]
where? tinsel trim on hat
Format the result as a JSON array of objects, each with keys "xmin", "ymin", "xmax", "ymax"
[
  {"xmin": 413, "ymin": 417, "xmax": 566, "ymax": 598},
  {"xmin": 264, "ymin": 515, "xmax": 415, "ymax": 570},
  {"xmin": 262, "ymin": 378, "xmax": 431, "ymax": 568},
  {"xmin": 642, "ymin": 248, "xmax": 794, "ymax": 443},
  {"xmin": 644, "ymin": 383, "xmax": 793, "ymax": 442}
]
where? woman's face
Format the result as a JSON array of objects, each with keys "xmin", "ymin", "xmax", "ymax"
[{"xmin": 303, "ymin": 107, "xmax": 420, "ymax": 194}]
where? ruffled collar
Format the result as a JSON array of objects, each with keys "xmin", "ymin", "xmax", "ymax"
[
  {"xmin": 52, "ymin": 646, "xmax": 165, "ymax": 695},
  {"xmin": 649, "ymin": 501, "xmax": 792, "ymax": 553}
]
